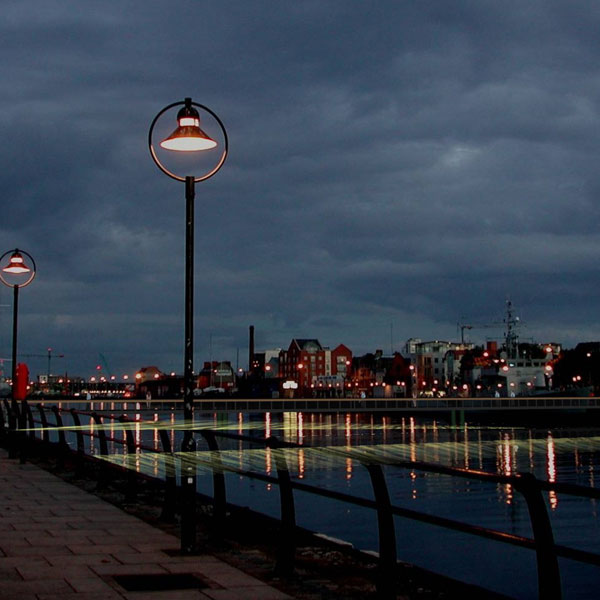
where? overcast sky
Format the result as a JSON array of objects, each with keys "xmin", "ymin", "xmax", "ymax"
[{"xmin": 1, "ymin": 1, "xmax": 600, "ymax": 378}]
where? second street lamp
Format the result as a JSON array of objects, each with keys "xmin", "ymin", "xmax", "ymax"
[
  {"xmin": 149, "ymin": 98, "xmax": 228, "ymax": 553},
  {"xmin": 0, "ymin": 249, "xmax": 36, "ymax": 418}
]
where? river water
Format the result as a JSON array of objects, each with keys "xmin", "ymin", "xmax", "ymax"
[{"xmin": 83, "ymin": 406, "xmax": 600, "ymax": 599}]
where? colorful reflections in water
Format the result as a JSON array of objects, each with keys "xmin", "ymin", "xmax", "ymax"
[
  {"xmin": 54, "ymin": 405, "xmax": 600, "ymax": 515},
  {"xmin": 58, "ymin": 407, "xmax": 600, "ymax": 472}
]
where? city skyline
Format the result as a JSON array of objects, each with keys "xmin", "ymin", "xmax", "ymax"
[
  {"xmin": 2, "ymin": 313, "xmax": 578, "ymax": 382},
  {"xmin": 2, "ymin": 2, "xmax": 600, "ymax": 378}
]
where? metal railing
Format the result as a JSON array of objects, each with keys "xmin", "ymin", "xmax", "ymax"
[
  {"xmin": 83, "ymin": 395, "xmax": 600, "ymax": 413},
  {"xmin": 2, "ymin": 399, "xmax": 600, "ymax": 600}
]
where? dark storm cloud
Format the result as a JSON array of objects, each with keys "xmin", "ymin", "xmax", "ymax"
[{"xmin": 1, "ymin": 1, "xmax": 600, "ymax": 376}]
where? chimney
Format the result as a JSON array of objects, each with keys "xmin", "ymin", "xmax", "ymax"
[{"xmin": 249, "ymin": 325, "xmax": 255, "ymax": 373}]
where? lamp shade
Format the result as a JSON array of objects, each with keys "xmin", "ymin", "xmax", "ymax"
[
  {"xmin": 160, "ymin": 102, "xmax": 217, "ymax": 152},
  {"xmin": 2, "ymin": 250, "xmax": 31, "ymax": 274}
]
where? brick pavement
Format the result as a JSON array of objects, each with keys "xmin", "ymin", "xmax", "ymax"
[{"xmin": 0, "ymin": 448, "xmax": 294, "ymax": 599}]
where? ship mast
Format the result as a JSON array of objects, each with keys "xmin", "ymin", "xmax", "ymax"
[{"xmin": 504, "ymin": 299, "xmax": 520, "ymax": 359}]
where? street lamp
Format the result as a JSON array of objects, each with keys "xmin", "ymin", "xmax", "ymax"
[
  {"xmin": 148, "ymin": 98, "xmax": 228, "ymax": 420},
  {"xmin": 149, "ymin": 98, "xmax": 227, "ymax": 553},
  {"xmin": 0, "ymin": 249, "xmax": 36, "ymax": 411}
]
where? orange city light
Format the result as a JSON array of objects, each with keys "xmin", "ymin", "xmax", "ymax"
[
  {"xmin": 160, "ymin": 100, "xmax": 217, "ymax": 152},
  {"xmin": 2, "ymin": 250, "xmax": 31, "ymax": 274}
]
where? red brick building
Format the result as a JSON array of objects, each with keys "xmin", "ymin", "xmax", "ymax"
[{"xmin": 279, "ymin": 339, "xmax": 352, "ymax": 396}]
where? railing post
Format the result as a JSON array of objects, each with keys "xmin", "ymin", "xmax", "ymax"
[
  {"xmin": 180, "ymin": 431, "xmax": 197, "ymax": 554},
  {"xmin": 70, "ymin": 409, "xmax": 85, "ymax": 476},
  {"xmin": 37, "ymin": 404, "xmax": 50, "ymax": 444},
  {"xmin": 18, "ymin": 400, "xmax": 29, "ymax": 463},
  {"xmin": 266, "ymin": 436, "xmax": 296, "ymax": 577},
  {"xmin": 69, "ymin": 409, "xmax": 85, "ymax": 455},
  {"xmin": 51, "ymin": 406, "xmax": 68, "ymax": 451},
  {"xmin": 24, "ymin": 401, "xmax": 35, "ymax": 441},
  {"xmin": 4, "ymin": 399, "xmax": 18, "ymax": 458},
  {"xmin": 365, "ymin": 462, "xmax": 397, "ymax": 600},
  {"xmin": 0, "ymin": 400, "xmax": 6, "ymax": 443},
  {"xmin": 119, "ymin": 415, "xmax": 137, "ymax": 501},
  {"xmin": 47, "ymin": 405, "xmax": 67, "ymax": 468},
  {"xmin": 1, "ymin": 399, "xmax": 9, "ymax": 433},
  {"xmin": 91, "ymin": 412, "xmax": 109, "ymax": 489},
  {"xmin": 158, "ymin": 429, "xmax": 177, "ymax": 522},
  {"xmin": 515, "ymin": 473, "xmax": 562, "ymax": 600},
  {"xmin": 11, "ymin": 398, "xmax": 21, "ymax": 427},
  {"xmin": 200, "ymin": 430, "xmax": 227, "ymax": 526}
]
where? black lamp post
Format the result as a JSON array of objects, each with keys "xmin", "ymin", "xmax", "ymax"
[
  {"xmin": 0, "ymin": 249, "xmax": 36, "ymax": 414},
  {"xmin": 149, "ymin": 98, "xmax": 227, "ymax": 552}
]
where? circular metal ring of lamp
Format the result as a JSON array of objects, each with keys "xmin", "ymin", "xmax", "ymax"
[{"xmin": 148, "ymin": 100, "xmax": 228, "ymax": 182}]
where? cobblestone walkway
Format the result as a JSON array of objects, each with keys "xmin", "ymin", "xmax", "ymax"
[{"xmin": 0, "ymin": 449, "xmax": 294, "ymax": 599}]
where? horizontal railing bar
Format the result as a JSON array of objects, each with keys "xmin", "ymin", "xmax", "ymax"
[
  {"xmin": 553, "ymin": 544, "xmax": 600, "ymax": 567},
  {"xmin": 536, "ymin": 480, "xmax": 600, "ymax": 500}
]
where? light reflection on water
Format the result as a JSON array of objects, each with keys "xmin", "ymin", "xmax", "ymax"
[{"xmin": 57, "ymin": 406, "xmax": 600, "ymax": 599}]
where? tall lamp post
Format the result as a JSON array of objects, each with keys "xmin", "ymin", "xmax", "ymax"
[
  {"xmin": 0, "ymin": 249, "xmax": 36, "ymax": 413},
  {"xmin": 149, "ymin": 98, "xmax": 227, "ymax": 552}
]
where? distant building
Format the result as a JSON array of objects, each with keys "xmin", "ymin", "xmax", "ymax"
[
  {"xmin": 405, "ymin": 340, "xmax": 470, "ymax": 394},
  {"xmin": 351, "ymin": 350, "xmax": 412, "ymax": 397},
  {"xmin": 279, "ymin": 339, "xmax": 352, "ymax": 395},
  {"xmin": 198, "ymin": 361, "xmax": 236, "ymax": 393}
]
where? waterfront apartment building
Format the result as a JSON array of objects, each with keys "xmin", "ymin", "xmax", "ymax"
[
  {"xmin": 404, "ymin": 339, "xmax": 472, "ymax": 393},
  {"xmin": 279, "ymin": 339, "xmax": 352, "ymax": 394}
]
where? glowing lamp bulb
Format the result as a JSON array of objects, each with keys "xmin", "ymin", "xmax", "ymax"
[{"xmin": 160, "ymin": 99, "xmax": 217, "ymax": 152}]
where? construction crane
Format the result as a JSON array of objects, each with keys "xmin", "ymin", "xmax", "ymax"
[
  {"xmin": 20, "ymin": 348, "xmax": 64, "ymax": 381},
  {"xmin": 98, "ymin": 353, "xmax": 114, "ymax": 379},
  {"xmin": 457, "ymin": 322, "xmax": 503, "ymax": 344}
]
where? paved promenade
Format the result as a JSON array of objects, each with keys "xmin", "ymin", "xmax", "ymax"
[{"xmin": 0, "ymin": 449, "xmax": 294, "ymax": 600}]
